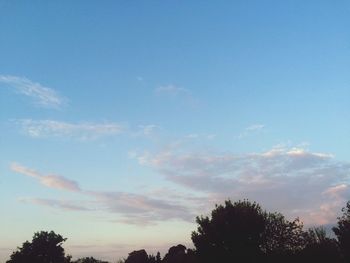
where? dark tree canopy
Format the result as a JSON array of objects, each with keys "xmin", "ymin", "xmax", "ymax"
[
  {"xmin": 192, "ymin": 200, "xmax": 266, "ymax": 263},
  {"xmin": 261, "ymin": 212, "xmax": 305, "ymax": 256},
  {"xmin": 73, "ymin": 257, "xmax": 109, "ymax": 263},
  {"xmin": 333, "ymin": 201, "xmax": 350, "ymax": 261},
  {"xmin": 124, "ymin": 250, "xmax": 149, "ymax": 263},
  {"xmin": 162, "ymin": 245, "xmax": 197, "ymax": 263},
  {"xmin": 301, "ymin": 227, "xmax": 342, "ymax": 263},
  {"xmin": 6, "ymin": 231, "xmax": 69, "ymax": 263}
]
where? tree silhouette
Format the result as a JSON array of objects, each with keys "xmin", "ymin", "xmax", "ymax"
[
  {"xmin": 333, "ymin": 201, "xmax": 350, "ymax": 262},
  {"xmin": 301, "ymin": 227, "xmax": 342, "ymax": 263},
  {"xmin": 73, "ymin": 257, "xmax": 109, "ymax": 263},
  {"xmin": 191, "ymin": 200, "xmax": 266, "ymax": 263},
  {"xmin": 261, "ymin": 212, "xmax": 305, "ymax": 261},
  {"xmin": 124, "ymin": 250, "xmax": 149, "ymax": 263},
  {"xmin": 6, "ymin": 231, "xmax": 69, "ymax": 263}
]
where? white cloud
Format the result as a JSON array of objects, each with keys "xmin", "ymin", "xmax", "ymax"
[
  {"xmin": 16, "ymin": 119, "xmax": 124, "ymax": 140},
  {"xmin": 0, "ymin": 75, "xmax": 66, "ymax": 108},
  {"xmin": 10, "ymin": 162, "xmax": 81, "ymax": 192},
  {"xmin": 136, "ymin": 146, "xmax": 350, "ymax": 225}
]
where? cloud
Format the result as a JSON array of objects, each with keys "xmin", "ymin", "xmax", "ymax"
[
  {"xmin": 0, "ymin": 75, "xmax": 66, "ymax": 108},
  {"xmin": 11, "ymin": 163, "xmax": 195, "ymax": 225},
  {"xmin": 88, "ymin": 191, "xmax": 195, "ymax": 224},
  {"xmin": 16, "ymin": 119, "xmax": 124, "ymax": 140},
  {"xmin": 136, "ymin": 146, "xmax": 350, "ymax": 225},
  {"xmin": 154, "ymin": 84, "xmax": 199, "ymax": 107},
  {"xmin": 246, "ymin": 124, "xmax": 265, "ymax": 131},
  {"xmin": 10, "ymin": 162, "xmax": 81, "ymax": 192},
  {"xmin": 154, "ymin": 85, "xmax": 190, "ymax": 96},
  {"xmin": 137, "ymin": 124, "xmax": 159, "ymax": 136},
  {"xmin": 237, "ymin": 123, "xmax": 265, "ymax": 139},
  {"xmin": 19, "ymin": 198, "xmax": 90, "ymax": 211}
]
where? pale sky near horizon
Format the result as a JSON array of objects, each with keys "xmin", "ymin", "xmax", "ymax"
[{"xmin": 1, "ymin": 0, "xmax": 350, "ymax": 262}]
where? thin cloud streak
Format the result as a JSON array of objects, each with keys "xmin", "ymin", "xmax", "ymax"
[
  {"xmin": 154, "ymin": 85, "xmax": 190, "ymax": 96},
  {"xmin": 16, "ymin": 119, "xmax": 124, "ymax": 140},
  {"xmin": 237, "ymin": 123, "xmax": 266, "ymax": 139},
  {"xmin": 10, "ymin": 162, "xmax": 81, "ymax": 192},
  {"xmin": 0, "ymin": 75, "xmax": 66, "ymax": 108},
  {"xmin": 19, "ymin": 198, "xmax": 91, "ymax": 211}
]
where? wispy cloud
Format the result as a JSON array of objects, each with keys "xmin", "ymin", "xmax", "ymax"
[
  {"xmin": 19, "ymin": 198, "xmax": 91, "ymax": 211},
  {"xmin": 154, "ymin": 84, "xmax": 199, "ymax": 107},
  {"xmin": 0, "ymin": 75, "xmax": 66, "ymax": 108},
  {"xmin": 16, "ymin": 119, "xmax": 124, "ymax": 140},
  {"xmin": 10, "ymin": 162, "xmax": 81, "ymax": 192},
  {"xmin": 137, "ymin": 124, "xmax": 159, "ymax": 136},
  {"xmin": 11, "ymin": 163, "xmax": 195, "ymax": 225},
  {"xmin": 246, "ymin": 124, "xmax": 265, "ymax": 131},
  {"xmin": 237, "ymin": 123, "xmax": 266, "ymax": 139},
  {"xmin": 154, "ymin": 85, "xmax": 190, "ymax": 96},
  {"xmin": 88, "ymin": 191, "xmax": 195, "ymax": 224},
  {"xmin": 136, "ymin": 146, "xmax": 350, "ymax": 225}
]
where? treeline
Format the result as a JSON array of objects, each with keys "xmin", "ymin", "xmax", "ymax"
[{"xmin": 6, "ymin": 200, "xmax": 350, "ymax": 263}]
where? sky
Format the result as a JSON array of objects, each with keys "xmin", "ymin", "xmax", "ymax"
[{"xmin": 0, "ymin": 0, "xmax": 350, "ymax": 261}]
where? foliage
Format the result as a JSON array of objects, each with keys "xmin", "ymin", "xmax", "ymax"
[
  {"xmin": 124, "ymin": 250, "xmax": 149, "ymax": 263},
  {"xmin": 191, "ymin": 200, "xmax": 266, "ymax": 263},
  {"xmin": 333, "ymin": 201, "xmax": 350, "ymax": 261},
  {"xmin": 6, "ymin": 231, "xmax": 69, "ymax": 263},
  {"xmin": 261, "ymin": 212, "xmax": 305, "ymax": 255},
  {"xmin": 301, "ymin": 227, "xmax": 342, "ymax": 263},
  {"xmin": 73, "ymin": 257, "xmax": 109, "ymax": 263},
  {"xmin": 6, "ymin": 200, "xmax": 350, "ymax": 263}
]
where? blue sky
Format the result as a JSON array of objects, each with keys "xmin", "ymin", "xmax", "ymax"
[{"xmin": 1, "ymin": 0, "xmax": 350, "ymax": 261}]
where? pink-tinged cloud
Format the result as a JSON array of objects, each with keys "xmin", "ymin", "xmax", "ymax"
[
  {"xmin": 10, "ymin": 162, "xmax": 81, "ymax": 192},
  {"xmin": 136, "ymin": 146, "xmax": 350, "ymax": 225}
]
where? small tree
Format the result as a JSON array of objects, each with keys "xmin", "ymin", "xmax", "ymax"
[{"xmin": 7, "ymin": 231, "xmax": 69, "ymax": 263}]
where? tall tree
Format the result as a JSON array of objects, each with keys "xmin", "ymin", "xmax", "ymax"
[
  {"xmin": 261, "ymin": 212, "xmax": 305, "ymax": 260},
  {"xmin": 301, "ymin": 227, "xmax": 342, "ymax": 263},
  {"xmin": 333, "ymin": 201, "xmax": 350, "ymax": 261},
  {"xmin": 191, "ymin": 200, "xmax": 266, "ymax": 263},
  {"xmin": 7, "ymin": 231, "xmax": 69, "ymax": 263}
]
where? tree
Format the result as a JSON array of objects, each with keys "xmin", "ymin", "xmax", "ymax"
[
  {"xmin": 261, "ymin": 212, "xmax": 305, "ymax": 261},
  {"xmin": 191, "ymin": 200, "xmax": 266, "ymax": 263},
  {"xmin": 301, "ymin": 227, "xmax": 342, "ymax": 263},
  {"xmin": 191, "ymin": 199, "xmax": 311, "ymax": 263},
  {"xmin": 333, "ymin": 201, "xmax": 350, "ymax": 261},
  {"xmin": 7, "ymin": 231, "xmax": 69, "ymax": 263},
  {"xmin": 124, "ymin": 250, "xmax": 148, "ymax": 263},
  {"xmin": 73, "ymin": 257, "xmax": 109, "ymax": 263},
  {"xmin": 162, "ymin": 244, "xmax": 186, "ymax": 263},
  {"xmin": 155, "ymin": 252, "xmax": 161, "ymax": 263}
]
